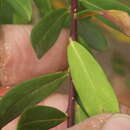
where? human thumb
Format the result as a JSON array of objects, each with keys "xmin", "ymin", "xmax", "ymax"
[{"xmin": 66, "ymin": 113, "xmax": 130, "ymax": 130}]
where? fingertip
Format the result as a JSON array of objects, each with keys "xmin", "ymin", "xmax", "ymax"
[
  {"xmin": 67, "ymin": 114, "xmax": 112, "ymax": 130},
  {"xmin": 39, "ymin": 93, "xmax": 68, "ymax": 112}
]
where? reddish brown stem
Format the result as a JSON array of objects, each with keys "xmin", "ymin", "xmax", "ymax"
[
  {"xmin": 67, "ymin": 0, "xmax": 78, "ymax": 127},
  {"xmin": 70, "ymin": 0, "xmax": 78, "ymax": 41},
  {"xmin": 67, "ymin": 77, "xmax": 75, "ymax": 127}
]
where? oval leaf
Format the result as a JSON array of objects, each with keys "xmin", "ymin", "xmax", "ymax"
[
  {"xmin": 0, "ymin": 72, "xmax": 67, "ymax": 128},
  {"xmin": 31, "ymin": 8, "xmax": 68, "ymax": 58},
  {"xmin": 68, "ymin": 40, "xmax": 120, "ymax": 116},
  {"xmin": 17, "ymin": 106, "xmax": 67, "ymax": 130},
  {"xmin": 78, "ymin": 19, "xmax": 107, "ymax": 51},
  {"xmin": 6, "ymin": 0, "xmax": 32, "ymax": 21},
  {"xmin": 80, "ymin": 0, "xmax": 130, "ymax": 32},
  {"xmin": 80, "ymin": 0, "xmax": 130, "ymax": 14}
]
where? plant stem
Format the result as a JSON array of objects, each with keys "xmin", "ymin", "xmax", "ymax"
[
  {"xmin": 67, "ymin": 76, "xmax": 75, "ymax": 127},
  {"xmin": 70, "ymin": 0, "xmax": 78, "ymax": 41},
  {"xmin": 67, "ymin": 0, "xmax": 78, "ymax": 127}
]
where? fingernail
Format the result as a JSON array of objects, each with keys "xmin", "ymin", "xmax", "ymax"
[{"xmin": 102, "ymin": 114, "xmax": 130, "ymax": 130}]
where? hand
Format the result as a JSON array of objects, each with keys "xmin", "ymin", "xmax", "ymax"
[
  {"xmin": 3, "ymin": 93, "xmax": 130, "ymax": 130},
  {"xmin": 0, "ymin": 25, "xmax": 69, "ymax": 87},
  {"xmin": 1, "ymin": 25, "xmax": 130, "ymax": 130}
]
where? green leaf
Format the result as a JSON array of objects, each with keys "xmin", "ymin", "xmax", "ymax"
[
  {"xmin": 6, "ymin": 0, "xmax": 32, "ymax": 21},
  {"xmin": 33, "ymin": 0, "xmax": 53, "ymax": 16},
  {"xmin": 31, "ymin": 8, "xmax": 68, "ymax": 58},
  {"xmin": 0, "ymin": 72, "xmax": 67, "ymax": 128},
  {"xmin": 78, "ymin": 19, "xmax": 107, "ymax": 51},
  {"xmin": 80, "ymin": 0, "xmax": 130, "ymax": 14},
  {"xmin": 17, "ymin": 106, "xmax": 67, "ymax": 130},
  {"xmin": 75, "ymin": 103, "xmax": 88, "ymax": 124},
  {"xmin": 68, "ymin": 40, "xmax": 120, "ymax": 116},
  {"xmin": 0, "ymin": 1, "xmax": 13, "ymax": 24}
]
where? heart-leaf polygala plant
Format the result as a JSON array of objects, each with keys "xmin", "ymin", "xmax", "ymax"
[{"xmin": 1, "ymin": 0, "xmax": 130, "ymax": 129}]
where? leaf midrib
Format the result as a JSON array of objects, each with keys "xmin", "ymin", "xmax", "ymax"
[
  {"xmin": 22, "ymin": 117, "xmax": 66, "ymax": 127},
  {"xmin": 71, "ymin": 43, "xmax": 96, "ymax": 93},
  {"xmin": 70, "ymin": 43, "xmax": 102, "ymax": 111},
  {"xmin": 39, "ymin": 10, "xmax": 67, "ymax": 45}
]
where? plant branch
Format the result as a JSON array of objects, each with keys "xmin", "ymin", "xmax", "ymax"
[
  {"xmin": 70, "ymin": 0, "xmax": 78, "ymax": 41},
  {"xmin": 67, "ymin": 76, "xmax": 75, "ymax": 127},
  {"xmin": 67, "ymin": 0, "xmax": 78, "ymax": 127}
]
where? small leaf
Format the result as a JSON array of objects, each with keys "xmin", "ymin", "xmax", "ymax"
[
  {"xmin": 33, "ymin": 0, "xmax": 53, "ymax": 16},
  {"xmin": 31, "ymin": 8, "xmax": 68, "ymax": 58},
  {"xmin": 68, "ymin": 40, "xmax": 120, "ymax": 116},
  {"xmin": 78, "ymin": 19, "xmax": 107, "ymax": 51},
  {"xmin": 80, "ymin": 0, "xmax": 130, "ymax": 14},
  {"xmin": 99, "ymin": 10, "xmax": 130, "ymax": 37},
  {"xmin": 17, "ymin": 106, "xmax": 67, "ymax": 130},
  {"xmin": 6, "ymin": 0, "xmax": 32, "ymax": 21},
  {"xmin": 0, "ymin": 72, "xmax": 67, "ymax": 128}
]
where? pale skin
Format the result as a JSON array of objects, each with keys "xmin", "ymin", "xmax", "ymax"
[{"xmin": 1, "ymin": 26, "xmax": 130, "ymax": 130}]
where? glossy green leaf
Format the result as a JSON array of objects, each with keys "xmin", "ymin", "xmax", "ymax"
[
  {"xmin": 80, "ymin": 0, "xmax": 130, "ymax": 14},
  {"xmin": 0, "ymin": 72, "xmax": 67, "ymax": 128},
  {"xmin": 6, "ymin": 0, "xmax": 32, "ymax": 21},
  {"xmin": 31, "ymin": 8, "xmax": 68, "ymax": 58},
  {"xmin": 75, "ymin": 103, "xmax": 88, "ymax": 124},
  {"xmin": 68, "ymin": 40, "xmax": 120, "ymax": 116},
  {"xmin": 33, "ymin": 0, "xmax": 53, "ymax": 16},
  {"xmin": 17, "ymin": 106, "xmax": 67, "ymax": 130},
  {"xmin": 78, "ymin": 19, "xmax": 107, "ymax": 51}
]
